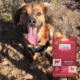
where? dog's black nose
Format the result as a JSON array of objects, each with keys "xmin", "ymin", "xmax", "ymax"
[{"xmin": 28, "ymin": 18, "xmax": 36, "ymax": 26}]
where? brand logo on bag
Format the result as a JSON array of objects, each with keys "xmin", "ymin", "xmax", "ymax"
[{"xmin": 59, "ymin": 44, "xmax": 71, "ymax": 50}]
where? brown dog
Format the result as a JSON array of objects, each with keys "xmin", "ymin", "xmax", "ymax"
[{"xmin": 12, "ymin": 2, "xmax": 54, "ymax": 69}]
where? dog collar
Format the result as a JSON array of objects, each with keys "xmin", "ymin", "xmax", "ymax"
[
  {"xmin": 20, "ymin": 27, "xmax": 27, "ymax": 36},
  {"xmin": 39, "ymin": 24, "xmax": 49, "ymax": 42}
]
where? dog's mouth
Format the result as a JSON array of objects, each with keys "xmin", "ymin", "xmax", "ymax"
[
  {"xmin": 27, "ymin": 25, "xmax": 41, "ymax": 45},
  {"xmin": 36, "ymin": 25, "xmax": 41, "ymax": 33}
]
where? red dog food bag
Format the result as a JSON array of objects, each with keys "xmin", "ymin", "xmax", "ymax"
[{"xmin": 52, "ymin": 37, "xmax": 77, "ymax": 77}]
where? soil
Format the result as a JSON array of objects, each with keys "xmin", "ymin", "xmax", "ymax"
[{"xmin": 0, "ymin": 1, "xmax": 80, "ymax": 80}]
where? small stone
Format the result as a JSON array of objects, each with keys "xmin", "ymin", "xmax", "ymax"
[
  {"xmin": 77, "ymin": 62, "xmax": 80, "ymax": 67},
  {"xmin": 38, "ymin": 65, "xmax": 42, "ymax": 69},
  {"xmin": 0, "ymin": 54, "xmax": 4, "ymax": 59},
  {"xmin": 77, "ymin": 53, "xmax": 79, "ymax": 59},
  {"xmin": 3, "ymin": 60, "xmax": 8, "ymax": 65},
  {"xmin": 0, "ymin": 46, "xmax": 2, "ymax": 51},
  {"xmin": 26, "ymin": 73, "xmax": 33, "ymax": 79},
  {"xmin": 78, "ymin": 51, "xmax": 80, "ymax": 54},
  {"xmin": 55, "ymin": 32, "xmax": 62, "ymax": 37},
  {"xmin": 18, "ymin": 43, "xmax": 23, "ymax": 48},
  {"xmin": 22, "ymin": 70, "xmax": 26, "ymax": 75},
  {"xmin": 77, "ymin": 47, "xmax": 79, "ymax": 51},
  {"xmin": 78, "ymin": 72, "xmax": 80, "ymax": 78},
  {"xmin": 0, "ymin": 63, "xmax": 2, "ymax": 68}
]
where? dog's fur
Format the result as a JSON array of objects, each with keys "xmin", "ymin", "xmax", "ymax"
[{"xmin": 12, "ymin": 2, "xmax": 54, "ymax": 69}]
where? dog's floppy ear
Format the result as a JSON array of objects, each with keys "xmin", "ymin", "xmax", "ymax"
[
  {"xmin": 12, "ymin": 2, "xmax": 26, "ymax": 29},
  {"xmin": 41, "ymin": 2, "xmax": 53, "ymax": 24}
]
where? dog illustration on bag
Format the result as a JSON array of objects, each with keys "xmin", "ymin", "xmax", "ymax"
[
  {"xmin": 71, "ymin": 67, "xmax": 74, "ymax": 71},
  {"xmin": 55, "ymin": 60, "xmax": 60, "ymax": 64}
]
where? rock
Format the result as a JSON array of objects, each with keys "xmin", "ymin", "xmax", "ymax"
[
  {"xmin": 26, "ymin": 73, "xmax": 33, "ymax": 79},
  {"xmin": 3, "ymin": 60, "xmax": 8, "ymax": 66},
  {"xmin": 22, "ymin": 70, "xmax": 26, "ymax": 75}
]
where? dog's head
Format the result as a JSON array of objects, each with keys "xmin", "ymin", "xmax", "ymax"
[{"xmin": 12, "ymin": 2, "xmax": 53, "ymax": 45}]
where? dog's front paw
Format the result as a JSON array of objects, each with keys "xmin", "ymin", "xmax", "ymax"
[{"xmin": 29, "ymin": 53, "xmax": 40, "ymax": 70}]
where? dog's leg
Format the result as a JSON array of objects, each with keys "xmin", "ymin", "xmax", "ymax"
[
  {"xmin": 30, "ymin": 53, "xmax": 40, "ymax": 70},
  {"xmin": 45, "ymin": 40, "xmax": 52, "ymax": 52}
]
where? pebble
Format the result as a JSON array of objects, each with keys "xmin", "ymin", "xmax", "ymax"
[
  {"xmin": 26, "ymin": 73, "xmax": 33, "ymax": 79},
  {"xmin": 3, "ymin": 60, "xmax": 8, "ymax": 65}
]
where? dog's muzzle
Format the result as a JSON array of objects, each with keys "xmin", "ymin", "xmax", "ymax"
[{"xmin": 28, "ymin": 18, "xmax": 36, "ymax": 27}]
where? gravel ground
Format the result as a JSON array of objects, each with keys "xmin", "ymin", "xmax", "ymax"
[{"xmin": 0, "ymin": 1, "xmax": 80, "ymax": 80}]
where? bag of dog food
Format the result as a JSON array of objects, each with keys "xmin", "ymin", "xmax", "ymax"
[{"xmin": 52, "ymin": 37, "xmax": 77, "ymax": 77}]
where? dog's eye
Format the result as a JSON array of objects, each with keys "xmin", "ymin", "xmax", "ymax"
[
  {"xmin": 22, "ymin": 12, "xmax": 27, "ymax": 16},
  {"xmin": 36, "ymin": 12, "xmax": 41, "ymax": 16}
]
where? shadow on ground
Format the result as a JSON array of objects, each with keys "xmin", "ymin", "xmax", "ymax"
[{"xmin": 0, "ymin": 19, "xmax": 61, "ymax": 80}]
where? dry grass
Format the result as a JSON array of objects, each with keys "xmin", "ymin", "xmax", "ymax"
[
  {"xmin": 0, "ymin": 2, "xmax": 12, "ymax": 21},
  {"xmin": 0, "ymin": 0, "xmax": 61, "ymax": 21}
]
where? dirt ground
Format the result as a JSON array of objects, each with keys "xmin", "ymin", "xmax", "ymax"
[{"xmin": 0, "ymin": 1, "xmax": 80, "ymax": 80}]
